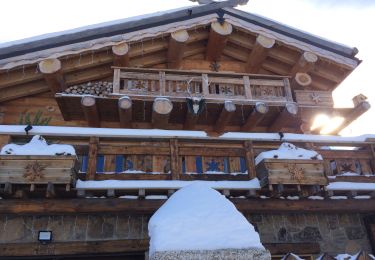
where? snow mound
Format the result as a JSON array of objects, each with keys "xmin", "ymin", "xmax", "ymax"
[
  {"xmin": 148, "ymin": 183, "xmax": 264, "ymax": 256},
  {"xmin": 0, "ymin": 135, "xmax": 75, "ymax": 156},
  {"xmin": 255, "ymin": 142, "xmax": 322, "ymax": 165}
]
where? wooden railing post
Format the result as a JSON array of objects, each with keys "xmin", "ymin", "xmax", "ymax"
[
  {"xmin": 202, "ymin": 73, "xmax": 209, "ymax": 96},
  {"xmin": 170, "ymin": 139, "xmax": 180, "ymax": 180},
  {"xmin": 113, "ymin": 68, "xmax": 120, "ymax": 94},
  {"xmin": 159, "ymin": 71, "xmax": 166, "ymax": 96},
  {"xmin": 283, "ymin": 78, "xmax": 294, "ymax": 102},
  {"xmin": 243, "ymin": 76, "xmax": 252, "ymax": 99},
  {"xmin": 244, "ymin": 140, "xmax": 256, "ymax": 179},
  {"xmin": 87, "ymin": 136, "xmax": 99, "ymax": 180}
]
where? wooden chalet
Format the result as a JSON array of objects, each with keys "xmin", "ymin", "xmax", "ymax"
[{"xmin": 0, "ymin": 0, "xmax": 374, "ymax": 259}]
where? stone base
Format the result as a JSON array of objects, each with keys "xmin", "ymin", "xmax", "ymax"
[{"xmin": 150, "ymin": 248, "xmax": 271, "ymax": 260}]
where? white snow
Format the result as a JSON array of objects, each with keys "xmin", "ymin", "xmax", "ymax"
[
  {"xmin": 286, "ymin": 196, "xmax": 300, "ymax": 200},
  {"xmin": 0, "ymin": 125, "xmax": 374, "ymax": 144},
  {"xmin": 354, "ymin": 195, "xmax": 371, "ymax": 199},
  {"xmin": 335, "ymin": 253, "xmax": 360, "ymax": 260},
  {"xmin": 281, "ymin": 253, "xmax": 304, "ymax": 260},
  {"xmin": 308, "ymin": 196, "xmax": 324, "ymax": 200},
  {"xmin": 336, "ymin": 172, "xmax": 360, "ymax": 176},
  {"xmin": 327, "ymin": 182, "xmax": 375, "ymax": 191},
  {"xmin": 148, "ymin": 183, "xmax": 264, "ymax": 256},
  {"xmin": 255, "ymin": 142, "xmax": 322, "ymax": 165},
  {"xmin": 0, "ymin": 135, "xmax": 76, "ymax": 156},
  {"xmin": 75, "ymin": 179, "xmax": 261, "ymax": 190},
  {"xmin": 330, "ymin": 196, "xmax": 348, "ymax": 200},
  {"xmin": 119, "ymin": 195, "xmax": 138, "ymax": 199},
  {"xmin": 146, "ymin": 195, "xmax": 168, "ymax": 200}
]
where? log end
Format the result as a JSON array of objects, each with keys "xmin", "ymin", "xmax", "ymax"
[
  {"xmin": 38, "ymin": 58, "xmax": 62, "ymax": 74},
  {"xmin": 112, "ymin": 42, "xmax": 130, "ymax": 56},
  {"xmin": 286, "ymin": 103, "xmax": 298, "ymax": 115},
  {"xmin": 118, "ymin": 96, "xmax": 132, "ymax": 110},
  {"xmin": 224, "ymin": 100, "xmax": 236, "ymax": 112},
  {"xmin": 211, "ymin": 21, "xmax": 233, "ymax": 36},
  {"xmin": 255, "ymin": 102, "xmax": 269, "ymax": 114},
  {"xmin": 303, "ymin": 51, "xmax": 318, "ymax": 63},
  {"xmin": 153, "ymin": 98, "xmax": 173, "ymax": 114},
  {"xmin": 256, "ymin": 35, "xmax": 275, "ymax": 49},
  {"xmin": 81, "ymin": 95, "xmax": 96, "ymax": 107},
  {"xmin": 171, "ymin": 30, "xmax": 189, "ymax": 43},
  {"xmin": 295, "ymin": 72, "xmax": 312, "ymax": 87}
]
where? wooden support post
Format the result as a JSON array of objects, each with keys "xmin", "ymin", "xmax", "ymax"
[
  {"xmin": 241, "ymin": 102, "xmax": 269, "ymax": 131},
  {"xmin": 167, "ymin": 30, "xmax": 189, "ymax": 69},
  {"xmin": 290, "ymin": 72, "xmax": 312, "ymax": 90},
  {"xmin": 30, "ymin": 184, "xmax": 35, "ymax": 192},
  {"xmin": 81, "ymin": 95, "xmax": 100, "ymax": 127},
  {"xmin": 152, "ymin": 97, "xmax": 173, "ymax": 129},
  {"xmin": 243, "ymin": 76, "xmax": 252, "ymax": 99},
  {"xmin": 113, "ymin": 68, "xmax": 121, "ymax": 94},
  {"xmin": 46, "ymin": 182, "xmax": 55, "ymax": 198},
  {"xmin": 331, "ymin": 101, "xmax": 371, "ymax": 135},
  {"xmin": 184, "ymin": 112, "xmax": 199, "ymax": 130},
  {"xmin": 290, "ymin": 51, "xmax": 318, "ymax": 77},
  {"xmin": 112, "ymin": 42, "xmax": 130, "ymax": 67},
  {"xmin": 38, "ymin": 58, "xmax": 66, "ymax": 93},
  {"xmin": 87, "ymin": 136, "xmax": 99, "ymax": 180},
  {"xmin": 214, "ymin": 101, "xmax": 236, "ymax": 133},
  {"xmin": 159, "ymin": 71, "xmax": 166, "ymax": 96},
  {"xmin": 268, "ymin": 103, "xmax": 298, "ymax": 132},
  {"xmin": 118, "ymin": 96, "xmax": 132, "ymax": 128},
  {"xmin": 244, "ymin": 140, "xmax": 256, "ymax": 179},
  {"xmin": 283, "ymin": 78, "xmax": 294, "ymax": 102},
  {"xmin": 206, "ymin": 21, "xmax": 233, "ymax": 61},
  {"xmin": 246, "ymin": 34, "xmax": 275, "ymax": 73},
  {"xmin": 202, "ymin": 74, "xmax": 209, "ymax": 96},
  {"xmin": 170, "ymin": 139, "xmax": 180, "ymax": 180},
  {"xmin": 138, "ymin": 188, "xmax": 146, "ymax": 198}
]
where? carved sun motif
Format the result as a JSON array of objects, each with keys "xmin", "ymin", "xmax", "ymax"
[
  {"xmin": 288, "ymin": 164, "xmax": 305, "ymax": 182},
  {"xmin": 310, "ymin": 93, "xmax": 321, "ymax": 104},
  {"xmin": 24, "ymin": 161, "xmax": 46, "ymax": 181}
]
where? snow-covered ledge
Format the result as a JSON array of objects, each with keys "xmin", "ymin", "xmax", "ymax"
[
  {"xmin": 148, "ymin": 183, "xmax": 271, "ymax": 260},
  {"xmin": 0, "ymin": 125, "xmax": 374, "ymax": 144}
]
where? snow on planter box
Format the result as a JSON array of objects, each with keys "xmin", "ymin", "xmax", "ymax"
[
  {"xmin": 255, "ymin": 142, "xmax": 327, "ymax": 187},
  {"xmin": 0, "ymin": 135, "xmax": 77, "ymax": 186}
]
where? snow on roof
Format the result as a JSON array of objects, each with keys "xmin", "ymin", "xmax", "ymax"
[
  {"xmin": 255, "ymin": 142, "xmax": 322, "ymax": 165},
  {"xmin": 0, "ymin": 135, "xmax": 76, "ymax": 156},
  {"xmin": 1, "ymin": 125, "xmax": 374, "ymax": 144},
  {"xmin": 148, "ymin": 183, "xmax": 264, "ymax": 256},
  {"xmin": 327, "ymin": 182, "xmax": 375, "ymax": 191},
  {"xmin": 75, "ymin": 179, "xmax": 261, "ymax": 190}
]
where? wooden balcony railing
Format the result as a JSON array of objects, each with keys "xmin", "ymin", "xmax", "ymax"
[{"xmin": 112, "ymin": 67, "xmax": 294, "ymax": 103}]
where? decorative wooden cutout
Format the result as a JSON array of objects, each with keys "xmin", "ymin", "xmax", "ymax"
[
  {"xmin": 220, "ymin": 85, "xmax": 234, "ymax": 95},
  {"xmin": 206, "ymin": 159, "xmax": 221, "ymax": 172},
  {"xmin": 210, "ymin": 61, "xmax": 221, "ymax": 72},
  {"xmin": 340, "ymin": 162, "xmax": 354, "ymax": 172},
  {"xmin": 310, "ymin": 92, "xmax": 321, "ymax": 103},
  {"xmin": 24, "ymin": 161, "xmax": 46, "ymax": 181},
  {"xmin": 288, "ymin": 164, "xmax": 305, "ymax": 182}
]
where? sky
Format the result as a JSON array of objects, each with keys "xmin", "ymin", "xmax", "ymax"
[{"xmin": 0, "ymin": 0, "xmax": 374, "ymax": 136}]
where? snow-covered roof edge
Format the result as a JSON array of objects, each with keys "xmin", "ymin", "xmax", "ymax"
[{"xmin": 0, "ymin": 125, "xmax": 374, "ymax": 144}]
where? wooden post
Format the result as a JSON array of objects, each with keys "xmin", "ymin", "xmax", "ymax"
[
  {"xmin": 170, "ymin": 139, "xmax": 180, "ymax": 180},
  {"xmin": 118, "ymin": 96, "xmax": 132, "ymax": 128},
  {"xmin": 244, "ymin": 140, "xmax": 256, "ymax": 179},
  {"xmin": 290, "ymin": 72, "xmax": 312, "ymax": 90},
  {"xmin": 246, "ymin": 34, "xmax": 275, "ymax": 73},
  {"xmin": 243, "ymin": 76, "xmax": 252, "ymax": 99},
  {"xmin": 269, "ymin": 103, "xmax": 298, "ymax": 132},
  {"xmin": 38, "ymin": 58, "xmax": 66, "ymax": 93},
  {"xmin": 167, "ymin": 30, "xmax": 189, "ymax": 69},
  {"xmin": 214, "ymin": 101, "xmax": 236, "ymax": 133},
  {"xmin": 202, "ymin": 74, "xmax": 209, "ymax": 96},
  {"xmin": 206, "ymin": 21, "xmax": 233, "ymax": 61},
  {"xmin": 290, "ymin": 51, "xmax": 318, "ymax": 77},
  {"xmin": 241, "ymin": 102, "xmax": 269, "ymax": 131},
  {"xmin": 113, "ymin": 68, "xmax": 121, "ymax": 94},
  {"xmin": 159, "ymin": 71, "xmax": 166, "ymax": 96},
  {"xmin": 81, "ymin": 95, "xmax": 100, "ymax": 127},
  {"xmin": 283, "ymin": 78, "xmax": 294, "ymax": 102},
  {"xmin": 152, "ymin": 97, "xmax": 173, "ymax": 129},
  {"xmin": 87, "ymin": 137, "xmax": 99, "ymax": 180},
  {"xmin": 112, "ymin": 42, "xmax": 130, "ymax": 67}
]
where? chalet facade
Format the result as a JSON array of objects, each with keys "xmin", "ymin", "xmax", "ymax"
[{"xmin": 0, "ymin": 1, "xmax": 374, "ymax": 259}]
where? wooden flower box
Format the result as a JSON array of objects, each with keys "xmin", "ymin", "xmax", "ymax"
[
  {"xmin": 256, "ymin": 159, "xmax": 327, "ymax": 187},
  {"xmin": 0, "ymin": 155, "xmax": 77, "ymax": 185}
]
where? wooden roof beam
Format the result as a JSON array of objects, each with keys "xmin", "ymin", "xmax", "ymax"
[
  {"xmin": 246, "ymin": 35, "xmax": 275, "ymax": 73},
  {"xmin": 290, "ymin": 51, "xmax": 318, "ymax": 78},
  {"xmin": 214, "ymin": 100, "xmax": 236, "ymax": 133},
  {"xmin": 268, "ymin": 103, "xmax": 298, "ymax": 132},
  {"xmin": 206, "ymin": 21, "xmax": 233, "ymax": 61},
  {"xmin": 81, "ymin": 95, "xmax": 100, "ymax": 127},
  {"xmin": 167, "ymin": 30, "xmax": 189, "ymax": 69},
  {"xmin": 152, "ymin": 97, "xmax": 173, "ymax": 129},
  {"xmin": 118, "ymin": 96, "xmax": 132, "ymax": 128},
  {"xmin": 241, "ymin": 102, "xmax": 269, "ymax": 131},
  {"xmin": 112, "ymin": 42, "xmax": 130, "ymax": 67},
  {"xmin": 38, "ymin": 58, "xmax": 66, "ymax": 93}
]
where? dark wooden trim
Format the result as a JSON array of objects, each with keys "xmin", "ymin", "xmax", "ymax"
[
  {"xmin": 265, "ymin": 243, "xmax": 320, "ymax": 255},
  {"xmin": 1, "ymin": 198, "xmax": 375, "ymax": 215}
]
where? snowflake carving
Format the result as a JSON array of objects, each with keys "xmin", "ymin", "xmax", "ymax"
[
  {"xmin": 340, "ymin": 162, "xmax": 354, "ymax": 172},
  {"xmin": 261, "ymin": 87, "xmax": 274, "ymax": 97},
  {"xmin": 220, "ymin": 85, "xmax": 233, "ymax": 95},
  {"xmin": 206, "ymin": 159, "xmax": 220, "ymax": 172},
  {"xmin": 134, "ymin": 80, "xmax": 145, "ymax": 90},
  {"xmin": 23, "ymin": 161, "xmax": 45, "ymax": 181},
  {"xmin": 288, "ymin": 164, "xmax": 305, "ymax": 182},
  {"xmin": 310, "ymin": 93, "xmax": 321, "ymax": 104},
  {"xmin": 210, "ymin": 61, "xmax": 220, "ymax": 72}
]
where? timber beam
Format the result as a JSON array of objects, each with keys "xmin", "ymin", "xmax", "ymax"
[
  {"xmin": 152, "ymin": 97, "xmax": 173, "ymax": 129},
  {"xmin": 167, "ymin": 30, "xmax": 189, "ymax": 69},
  {"xmin": 268, "ymin": 103, "xmax": 298, "ymax": 132},
  {"xmin": 241, "ymin": 102, "xmax": 269, "ymax": 131},
  {"xmin": 206, "ymin": 21, "xmax": 233, "ymax": 61},
  {"xmin": 290, "ymin": 51, "xmax": 318, "ymax": 77},
  {"xmin": 38, "ymin": 58, "xmax": 66, "ymax": 93},
  {"xmin": 81, "ymin": 95, "xmax": 100, "ymax": 127},
  {"xmin": 246, "ymin": 34, "xmax": 275, "ymax": 73},
  {"xmin": 214, "ymin": 100, "xmax": 236, "ymax": 133},
  {"xmin": 112, "ymin": 42, "xmax": 130, "ymax": 67},
  {"xmin": 118, "ymin": 96, "xmax": 133, "ymax": 128}
]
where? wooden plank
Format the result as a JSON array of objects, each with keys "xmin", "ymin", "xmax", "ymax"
[
  {"xmin": 87, "ymin": 136, "xmax": 99, "ymax": 180},
  {"xmin": 294, "ymin": 90, "xmax": 334, "ymax": 107},
  {"xmin": 206, "ymin": 21, "xmax": 232, "ymax": 61},
  {"xmin": 179, "ymin": 147, "xmax": 244, "ymax": 157},
  {"xmin": 104, "ymin": 154, "xmax": 116, "ymax": 172},
  {"xmin": 170, "ymin": 139, "xmax": 180, "ymax": 180},
  {"xmin": 246, "ymin": 34, "xmax": 275, "ymax": 73},
  {"xmin": 244, "ymin": 140, "xmax": 256, "ymax": 179}
]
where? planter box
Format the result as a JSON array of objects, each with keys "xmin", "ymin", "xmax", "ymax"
[
  {"xmin": 0, "ymin": 155, "xmax": 77, "ymax": 185},
  {"xmin": 256, "ymin": 159, "xmax": 327, "ymax": 187}
]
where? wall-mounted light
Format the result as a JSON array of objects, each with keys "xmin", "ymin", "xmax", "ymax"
[{"xmin": 38, "ymin": 231, "xmax": 52, "ymax": 245}]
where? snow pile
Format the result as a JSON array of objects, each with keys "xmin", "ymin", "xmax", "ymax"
[
  {"xmin": 0, "ymin": 135, "xmax": 75, "ymax": 156},
  {"xmin": 255, "ymin": 142, "xmax": 322, "ymax": 165},
  {"xmin": 148, "ymin": 183, "xmax": 265, "ymax": 257},
  {"xmin": 327, "ymin": 182, "xmax": 375, "ymax": 191}
]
